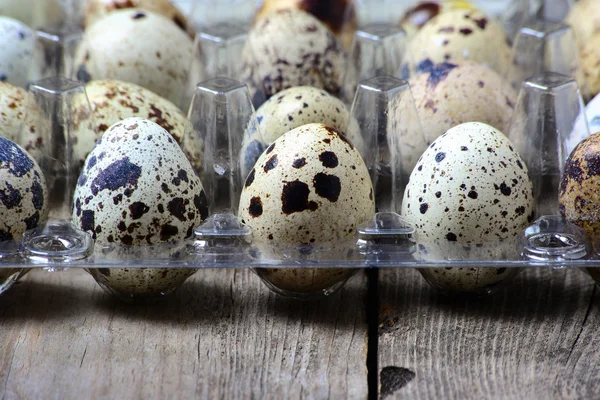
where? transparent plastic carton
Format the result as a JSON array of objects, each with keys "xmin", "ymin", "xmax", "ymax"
[{"xmin": 0, "ymin": 0, "xmax": 599, "ymax": 301}]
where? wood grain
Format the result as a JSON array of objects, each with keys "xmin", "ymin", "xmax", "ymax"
[
  {"xmin": 378, "ymin": 267, "xmax": 600, "ymax": 399},
  {"xmin": 0, "ymin": 268, "xmax": 368, "ymax": 400}
]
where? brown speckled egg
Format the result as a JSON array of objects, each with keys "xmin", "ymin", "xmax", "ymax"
[
  {"xmin": 408, "ymin": 9, "xmax": 510, "ymax": 75},
  {"xmin": 399, "ymin": 0, "xmax": 476, "ymax": 37},
  {"xmin": 255, "ymin": 86, "xmax": 357, "ymax": 145},
  {"xmin": 580, "ymin": 33, "xmax": 600, "ymax": 99},
  {"xmin": 0, "ymin": 136, "xmax": 49, "ymax": 241},
  {"xmin": 84, "ymin": 0, "xmax": 191, "ymax": 35},
  {"xmin": 566, "ymin": 0, "xmax": 600, "ymax": 48},
  {"xmin": 241, "ymin": 9, "xmax": 346, "ymax": 101},
  {"xmin": 75, "ymin": 9, "xmax": 193, "ymax": 104},
  {"xmin": 402, "ymin": 122, "xmax": 535, "ymax": 293},
  {"xmin": 256, "ymin": 0, "xmax": 357, "ymax": 50},
  {"xmin": 73, "ymin": 117, "xmax": 209, "ymax": 298},
  {"xmin": 559, "ymin": 132, "xmax": 600, "ymax": 236},
  {"xmin": 239, "ymin": 123, "xmax": 374, "ymax": 295},
  {"xmin": 410, "ymin": 60, "xmax": 516, "ymax": 145},
  {"xmin": 559, "ymin": 132, "xmax": 600, "ymax": 286},
  {"xmin": 0, "ymin": 82, "xmax": 25, "ymax": 143},
  {"xmin": 82, "ymin": 79, "xmax": 202, "ymax": 175}
]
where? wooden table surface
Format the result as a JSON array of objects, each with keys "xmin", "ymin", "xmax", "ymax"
[{"xmin": 0, "ymin": 267, "xmax": 598, "ymax": 399}]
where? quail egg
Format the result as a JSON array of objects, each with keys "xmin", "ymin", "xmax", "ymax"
[
  {"xmin": 565, "ymin": 0, "xmax": 600, "ymax": 49},
  {"xmin": 402, "ymin": 122, "xmax": 535, "ymax": 293},
  {"xmin": 73, "ymin": 117, "xmax": 209, "ymax": 299},
  {"xmin": 580, "ymin": 33, "xmax": 600, "ymax": 99},
  {"xmin": 241, "ymin": 9, "xmax": 346, "ymax": 102},
  {"xmin": 84, "ymin": 0, "xmax": 191, "ymax": 34},
  {"xmin": 559, "ymin": 132, "xmax": 600, "ymax": 286},
  {"xmin": 0, "ymin": 82, "xmax": 25, "ymax": 143},
  {"xmin": 408, "ymin": 9, "xmax": 511, "ymax": 75},
  {"xmin": 0, "ymin": 136, "xmax": 49, "ymax": 242},
  {"xmin": 410, "ymin": 60, "xmax": 516, "ymax": 145},
  {"xmin": 0, "ymin": 16, "xmax": 34, "ymax": 87},
  {"xmin": 256, "ymin": 0, "xmax": 357, "ymax": 50},
  {"xmin": 0, "ymin": 137, "xmax": 48, "ymax": 292},
  {"xmin": 399, "ymin": 0, "xmax": 475, "ymax": 37},
  {"xmin": 75, "ymin": 9, "xmax": 193, "ymax": 104},
  {"xmin": 239, "ymin": 123, "xmax": 375, "ymax": 296},
  {"xmin": 253, "ymin": 86, "xmax": 360, "ymax": 147},
  {"xmin": 81, "ymin": 79, "xmax": 202, "ymax": 175}
]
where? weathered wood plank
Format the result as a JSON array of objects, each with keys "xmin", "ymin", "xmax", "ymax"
[
  {"xmin": 0, "ymin": 268, "xmax": 368, "ymax": 399},
  {"xmin": 378, "ymin": 267, "xmax": 600, "ymax": 399}
]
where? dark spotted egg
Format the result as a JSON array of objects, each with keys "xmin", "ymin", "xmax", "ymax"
[
  {"xmin": 0, "ymin": 16, "xmax": 33, "ymax": 87},
  {"xmin": 239, "ymin": 123, "xmax": 374, "ymax": 294},
  {"xmin": 558, "ymin": 132, "xmax": 600, "ymax": 287},
  {"xmin": 74, "ymin": 9, "xmax": 193, "ymax": 104},
  {"xmin": 402, "ymin": 122, "xmax": 534, "ymax": 292},
  {"xmin": 408, "ymin": 9, "xmax": 510, "ymax": 76},
  {"xmin": 241, "ymin": 9, "xmax": 346, "ymax": 101},
  {"xmin": 73, "ymin": 117, "xmax": 209, "ymax": 298},
  {"xmin": 0, "ymin": 136, "xmax": 48, "ymax": 242}
]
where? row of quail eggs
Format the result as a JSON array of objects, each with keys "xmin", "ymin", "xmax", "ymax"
[{"xmin": 0, "ymin": 0, "xmax": 599, "ymax": 299}]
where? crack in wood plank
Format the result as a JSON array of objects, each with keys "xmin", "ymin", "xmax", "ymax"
[{"xmin": 566, "ymin": 285, "xmax": 596, "ymax": 365}]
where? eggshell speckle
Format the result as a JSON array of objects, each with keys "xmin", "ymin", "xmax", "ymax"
[
  {"xmin": 402, "ymin": 122, "xmax": 534, "ymax": 292},
  {"xmin": 241, "ymin": 9, "xmax": 346, "ymax": 101},
  {"xmin": 73, "ymin": 117, "xmax": 209, "ymax": 297},
  {"xmin": 410, "ymin": 60, "xmax": 516, "ymax": 145},
  {"xmin": 0, "ymin": 136, "xmax": 49, "ymax": 242},
  {"xmin": 0, "ymin": 16, "xmax": 33, "ymax": 87},
  {"xmin": 409, "ymin": 9, "xmax": 510, "ymax": 75},
  {"xmin": 240, "ymin": 123, "xmax": 374, "ymax": 294},
  {"xmin": 75, "ymin": 9, "xmax": 193, "ymax": 104}
]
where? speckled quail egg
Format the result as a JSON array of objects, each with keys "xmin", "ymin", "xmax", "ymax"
[
  {"xmin": 408, "ymin": 9, "xmax": 511, "ymax": 76},
  {"xmin": 254, "ymin": 86, "xmax": 361, "ymax": 146},
  {"xmin": 84, "ymin": 0, "xmax": 191, "ymax": 35},
  {"xmin": 0, "ymin": 137, "xmax": 49, "ymax": 241},
  {"xmin": 73, "ymin": 117, "xmax": 209, "ymax": 299},
  {"xmin": 81, "ymin": 79, "xmax": 202, "ymax": 175},
  {"xmin": 0, "ymin": 82, "xmax": 25, "ymax": 143},
  {"xmin": 410, "ymin": 60, "xmax": 516, "ymax": 145},
  {"xmin": 75, "ymin": 9, "xmax": 193, "ymax": 104},
  {"xmin": 580, "ymin": 33, "xmax": 600, "ymax": 99},
  {"xmin": 558, "ymin": 132, "xmax": 600, "ymax": 286},
  {"xmin": 239, "ymin": 123, "xmax": 375, "ymax": 295},
  {"xmin": 566, "ymin": 0, "xmax": 600, "ymax": 49},
  {"xmin": 559, "ymin": 132, "xmax": 600, "ymax": 236},
  {"xmin": 402, "ymin": 122, "xmax": 535, "ymax": 293},
  {"xmin": 241, "ymin": 9, "xmax": 347, "ymax": 102},
  {"xmin": 0, "ymin": 17, "xmax": 34, "ymax": 87},
  {"xmin": 399, "ymin": 0, "xmax": 475, "ymax": 38},
  {"xmin": 0, "ymin": 135, "xmax": 46, "ymax": 293},
  {"xmin": 256, "ymin": 0, "xmax": 357, "ymax": 50}
]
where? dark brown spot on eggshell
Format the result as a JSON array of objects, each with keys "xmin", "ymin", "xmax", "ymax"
[
  {"xmin": 319, "ymin": 151, "xmax": 338, "ymax": 168},
  {"xmin": 281, "ymin": 180, "xmax": 318, "ymax": 214},
  {"xmin": 249, "ymin": 196, "xmax": 263, "ymax": 217},
  {"xmin": 313, "ymin": 173, "xmax": 341, "ymax": 202}
]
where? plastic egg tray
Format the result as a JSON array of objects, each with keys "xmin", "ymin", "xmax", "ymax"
[{"xmin": 1, "ymin": 0, "xmax": 599, "ymax": 300}]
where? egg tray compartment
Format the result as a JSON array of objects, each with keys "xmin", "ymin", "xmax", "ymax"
[{"xmin": 1, "ymin": 0, "xmax": 600, "ymax": 301}]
